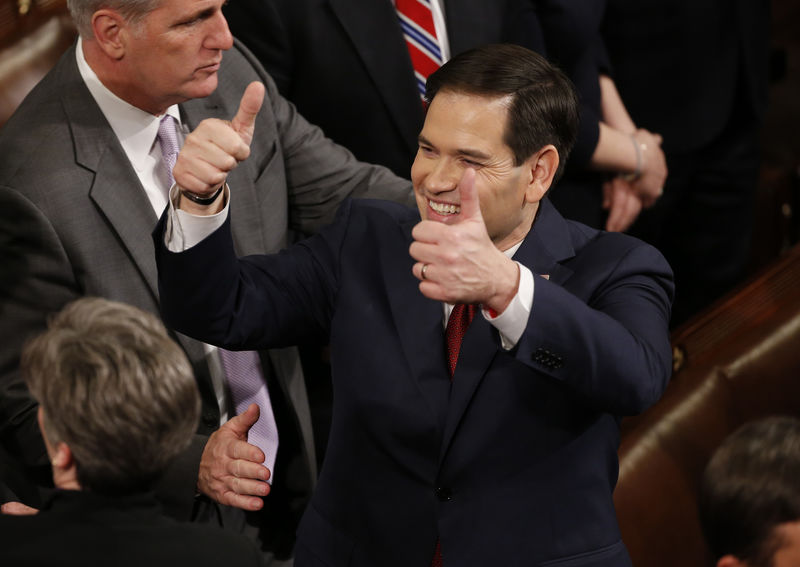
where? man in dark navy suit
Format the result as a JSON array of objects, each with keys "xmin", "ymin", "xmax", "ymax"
[{"xmin": 156, "ymin": 44, "xmax": 674, "ymax": 566}]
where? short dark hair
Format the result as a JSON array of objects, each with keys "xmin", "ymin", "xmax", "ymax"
[
  {"xmin": 22, "ymin": 297, "xmax": 200, "ymax": 495},
  {"xmin": 699, "ymin": 416, "xmax": 800, "ymax": 566},
  {"xmin": 425, "ymin": 43, "xmax": 579, "ymax": 182}
]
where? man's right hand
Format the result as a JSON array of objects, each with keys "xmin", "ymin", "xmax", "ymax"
[
  {"xmin": 173, "ymin": 81, "xmax": 266, "ymax": 212},
  {"xmin": 198, "ymin": 403, "xmax": 271, "ymax": 511}
]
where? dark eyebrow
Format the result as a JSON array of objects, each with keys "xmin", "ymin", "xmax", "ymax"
[
  {"xmin": 418, "ymin": 134, "xmax": 491, "ymax": 161},
  {"xmin": 456, "ymin": 148, "xmax": 491, "ymax": 161}
]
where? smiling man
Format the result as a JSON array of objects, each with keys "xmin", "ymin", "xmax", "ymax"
[
  {"xmin": 156, "ymin": 44, "xmax": 675, "ymax": 566},
  {"xmin": 0, "ymin": 0, "xmax": 411, "ymax": 563}
]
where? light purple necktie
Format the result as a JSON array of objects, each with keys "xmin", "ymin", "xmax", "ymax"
[
  {"xmin": 157, "ymin": 115, "xmax": 279, "ymax": 480},
  {"xmin": 218, "ymin": 349, "xmax": 279, "ymax": 481},
  {"xmin": 157, "ymin": 115, "xmax": 180, "ymax": 187}
]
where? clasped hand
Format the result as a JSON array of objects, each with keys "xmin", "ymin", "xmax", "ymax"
[{"xmin": 630, "ymin": 128, "xmax": 667, "ymax": 208}]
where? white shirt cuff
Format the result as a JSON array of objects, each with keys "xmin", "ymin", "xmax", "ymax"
[
  {"xmin": 164, "ymin": 184, "xmax": 230, "ymax": 252},
  {"xmin": 482, "ymin": 262, "xmax": 534, "ymax": 350}
]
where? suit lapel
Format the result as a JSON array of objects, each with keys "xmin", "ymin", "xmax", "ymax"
[
  {"xmin": 327, "ymin": 0, "xmax": 423, "ymax": 154},
  {"xmin": 513, "ymin": 199, "xmax": 576, "ymax": 285},
  {"xmin": 438, "ymin": 199, "xmax": 577, "ymax": 458},
  {"xmin": 439, "ymin": 312, "xmax": 497, "ymax": 459},
  {"xmin": 60, "ymin": 58, "xmax": 161, "ymax": 303},
  {"xmin": 383, "ymin": 217, "xmax": 451, "ymax": 431}
]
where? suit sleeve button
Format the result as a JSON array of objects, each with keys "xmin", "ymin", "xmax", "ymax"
[{"xmin": 435, "ymin": 487, "xmax": 453, "ymax": 502}]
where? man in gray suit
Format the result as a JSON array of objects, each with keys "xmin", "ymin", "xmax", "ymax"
[{"xmin": 0, "ymin": 0, "xmax": 411, "ymax": 562}]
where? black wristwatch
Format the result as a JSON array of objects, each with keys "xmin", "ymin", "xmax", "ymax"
[{"xmin": 180, "ymin": 185, "xmax": 224, "ymax": 206}]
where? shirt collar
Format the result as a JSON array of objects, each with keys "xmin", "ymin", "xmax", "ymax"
[
  {"xmin": 75, "ymin": 38, "xmax": 181, "ymax": 172},
  {"xmin": 503, "ymin": 240, "xmax": 523, "ymax": 259}
]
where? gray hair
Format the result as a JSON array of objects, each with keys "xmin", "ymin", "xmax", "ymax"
[
  {"xmin": 22, "ymin": 297, "xmax": 200, "ymax": 494},
  {"xmin": 67, "ymin": 0, "xmax": 160, "ymax": 38}
]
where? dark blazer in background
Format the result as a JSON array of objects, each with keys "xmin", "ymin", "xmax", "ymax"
[
  {"xmin": 0, "ymin": 39, "xmax": 411, "ymax": 556},
  {"xmin": 602, "ymin": 0, "xmax": 769, "ymax": 155},
  {"xmin": 533, "ymin": 0, "xmax": 611, "ymax": 228},
  {"xmin": 0, "ymin": 490, "xmax": 264, "ymax": 567},
  {"xmin": 156, "ymin": 198, "xmax": 674, "ymax": 567},
  {"xmin": 223, "ymin": 0, "xmax": 544, "ymax": 178},
  {"xmin": 602, "ymin": 0, "xmax": 770, "ymax": 325}
]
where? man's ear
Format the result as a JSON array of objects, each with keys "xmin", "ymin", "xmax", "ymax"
[
  {"xmin": 38, "ymin": 408, "xmax": 80, "ymax": 489},
  {"xmin": 91, "ymin": 9, "xmax": 128, "ymax": 60},
  {"xmin": 717, "ymin": 554, "xmax": 746, "ymax": 567},
  {"xmin": 50, "ymin": 441, "xmax": 73, "ymax": 470},
  {"xmin": 51, "ymin": 442, "xmax": 81, "ymax": 490},
  {"xmin": 524, "ymin": 144, "xmax": 559, "ymax": 204}
]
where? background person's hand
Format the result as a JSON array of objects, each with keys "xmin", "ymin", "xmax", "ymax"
[
  {"xmin": 630, "ymin": 128, "xmax": 667, "ymax": 208},
  {"xmin": 603, "ymin": 176, "xmax": 644, "ymax": 232}
]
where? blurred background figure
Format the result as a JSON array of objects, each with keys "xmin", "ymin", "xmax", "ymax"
[
  {"xmin": 536, "ymin": 0, "xmax": 668, "ymax": 235},
  {"xmin": 602, "ymin": 0, "xmax": 771, "ymax": 326},
  {"xmin": 699, "ymin": 416, "xmax": 800, "ymax": 567},
  {"xmin": 0, "ymin": 298, "xmax": 265, "ymax": 567}
]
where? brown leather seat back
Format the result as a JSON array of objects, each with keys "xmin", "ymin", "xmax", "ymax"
[
  {"xmin": 615, "ymin": 244, "xmax": 800, "ymax": 567},
  {"xmin": 0, "ymin": 0, "xmax": 75, "ymax": 127}
]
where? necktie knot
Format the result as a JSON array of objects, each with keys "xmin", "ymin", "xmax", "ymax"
[{"xmin": 444, "ymin": 303, "xmax": 477, "ymax": 378}]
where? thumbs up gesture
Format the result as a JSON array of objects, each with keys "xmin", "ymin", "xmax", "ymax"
[
  {"xmin": 409, "ymin": 168, "xmax": 520, "ymax": 314},
  {"xmin": 173, "ymin": 81, "xmax": 266, "ymax": 209}
]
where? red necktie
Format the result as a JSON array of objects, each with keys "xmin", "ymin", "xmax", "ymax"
[
  {"xmin": 444, "ymin": 303, "xmax": 477, "ymax": 378},
  {"xmin": 395, "ymin": 0, "xmax": 444, "ymax": 99},
  {"xmin": 433, "ymin": 303, "xmax": 478, "ymax": 566}
]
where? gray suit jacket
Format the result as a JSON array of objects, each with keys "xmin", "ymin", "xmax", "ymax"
[{"xmin": 0, "ymin": 39, "xmax": 411, "ymax": 550}]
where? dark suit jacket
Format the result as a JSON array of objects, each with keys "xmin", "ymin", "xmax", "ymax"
[
  {"xmin": 0, "ymin": 490, "xmax": 264, "ymax": 567},
  {"xmin": 156, "ymin": 197, "xmax": 674, "ymax": 567},
  {"xmin": 601, "ymin": 0, "xmax": 770, "ymax": 155},
  {"xmin": 0, "ymin": 39, "xmax": 411, "ymax": 550},
  {"xmin": 223, "ymin": 0, "xmax": 544, "ymax": 178}
]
